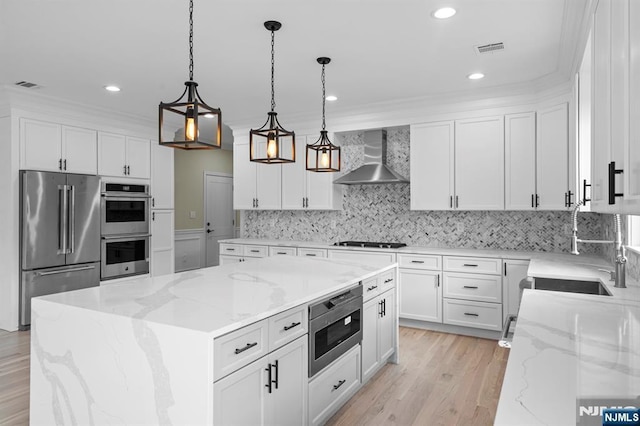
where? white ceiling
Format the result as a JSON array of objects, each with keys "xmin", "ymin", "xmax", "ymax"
[{"xmin": 0, "ymin": 0, "xmax": 589, "ymax": 129}]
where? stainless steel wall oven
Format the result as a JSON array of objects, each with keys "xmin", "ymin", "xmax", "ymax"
[
  {"xmin": 101, "ymin": 234, "xmax": 149, "ymax": 280},
  {"xmin": 308, "ymin": 284, "xmax": 363, "ymax": 377},
  {"xmin": 101, "ymin": 182, "xmax": 150, "ymax": 236}
]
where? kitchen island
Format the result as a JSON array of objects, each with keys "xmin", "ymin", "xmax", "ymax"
[{"xmin": 30, "ymin": 256, "xmax": 398, "ymax": 425}]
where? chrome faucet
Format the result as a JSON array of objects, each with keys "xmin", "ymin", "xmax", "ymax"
[{"xmin": 571, "ymin": 200, "xmax": 627, "ymax": 288}]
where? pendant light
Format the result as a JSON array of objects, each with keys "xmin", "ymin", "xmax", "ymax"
[
  {"xmin": 306, "ymin": 57, "xmax": 341, "ymax": 172},
  {"xmin": 250, "ymin": 21, "xmax": 295, "ymax": 164},
  {"xmin": 159, "ymin": 0, "xmax": 222, "ymax": 149}
]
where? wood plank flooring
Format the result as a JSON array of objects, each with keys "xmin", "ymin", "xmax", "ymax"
[{"xmin": 0, "ymin": 327, "xmax": 508, "ymax": 426}]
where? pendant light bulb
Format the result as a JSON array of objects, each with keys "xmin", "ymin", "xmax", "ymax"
[
  {"xmin": 185, "ymin": 107, "xmax": 197, "ymax": 141},
  {"xmin": 320, "ymin": 149, "xmax": 329, "ymax": 168},
  {"xmin": 266, "ymin": 132, "xmax": 277, "ymax": 158}
]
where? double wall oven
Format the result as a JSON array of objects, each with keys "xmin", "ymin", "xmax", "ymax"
[{"xmin": 100, "ymin": 182, "xmax": 150, "ymax": 280}]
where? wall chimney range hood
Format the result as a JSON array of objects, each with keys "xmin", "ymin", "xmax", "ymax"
[{"xmin": 333, "ymin": 130, "xmax": 409, "ymax": 185}]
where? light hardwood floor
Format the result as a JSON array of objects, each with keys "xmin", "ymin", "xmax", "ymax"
[{"xmin": 0, "ymin": 327, "xmax": 508, "ymax": 426}]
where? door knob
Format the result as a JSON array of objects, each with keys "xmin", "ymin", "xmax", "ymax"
[{"xmin": 206, "ymin": 229, "xmax": 213, "ymax": 233}]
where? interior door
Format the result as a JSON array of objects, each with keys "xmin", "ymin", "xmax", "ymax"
[{"xmin": 205, "ymin": 174, "xmax": 234, "ymax": 267}]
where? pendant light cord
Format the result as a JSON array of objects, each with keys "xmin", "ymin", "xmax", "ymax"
[
  {"xmin": 270, "ymin": 29, "xmax": 276, "ymax": 112},
  {"xmin": 189, "ymin": 0, "xmax": 194, "ymax": 81},
  {"xmin": 321, "ymin": 63, "xmax": 326, "ymax": 130}
]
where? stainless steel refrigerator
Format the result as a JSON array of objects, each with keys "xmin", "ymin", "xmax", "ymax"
[{"xmin": 20, "ymin": 170, "xmax": 101, "ymax": 328}]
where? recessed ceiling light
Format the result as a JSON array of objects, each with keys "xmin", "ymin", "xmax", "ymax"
[
  {"xmin": 326, "ymin": 95, "xmax": 338, "ymax": 102},
  {"xmin": 433, "ymin": 7, "xmax": 456, "ymax": 19},
  {"xmin": 467, "ymin": 73, "xmax": 485, "ymax": 80},
  {"xmin": 104, "ymin": 85, "xmax": 121, "ymax": 92}
]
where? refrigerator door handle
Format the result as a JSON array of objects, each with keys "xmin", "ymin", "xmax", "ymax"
[
  {"xmin": 68, "ymin": 185, "xmax": 75, "ymax": 254},
  {"xmin": 36, "ymin": 265, "xmax": 96, "ymax": 276},
  {"xmin": 58, "ymin": 185, "xmax": 68, "ymax": 255}
]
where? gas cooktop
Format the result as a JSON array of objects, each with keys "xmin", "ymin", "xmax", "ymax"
[{"xmin": 334, "ymin": 241, "xmax": 407, "ymax": 249}]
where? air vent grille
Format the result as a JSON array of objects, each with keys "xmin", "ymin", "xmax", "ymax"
[
  {"xmin": 14, "ymin": 81, "xmax": 41, "ymax": 89},
  {"xmin": 475, "ymin": 42, "xmax": 505, "ymax": 54}
]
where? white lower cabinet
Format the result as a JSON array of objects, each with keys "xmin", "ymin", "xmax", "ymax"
[
  {"xmin": 442, "ymin": 299, "xmax": 502, "ymax": 331},
  {"xmin": 214, "ymin": 335, "xmax": 308, "ymax": 426},
  {"xmin": 502, "ymin": 259, "xmax": 530, "ymax": 322},
  {"xmin": 219, "ymin": 243, "xmax": 268, "ymax": 264},
  {"xmin": 398, "ymin": 268, "xmax": 442, "ymax": 323},
  {"xmin": 309, "ymin": 345, "xmax": 361, "ymax": 426},
  {"xmin": 362, "ymin": 289, "xmax": 396, "ymax": 384},
  {"xmin": 150, "ymin": 210, "xmax": 174, "ymax": 277},
  {"xmin": 328, "ymin": 249, "xmax": 396, "ymax": 266}
]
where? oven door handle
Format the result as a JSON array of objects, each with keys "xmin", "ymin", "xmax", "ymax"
[
  {"xmin": 101, "ymin": 234, "xmax": 151, "ymax": 240},
  {"xmin": 101, "ymin": 193, "xmax": 152, "ymax": 199}
]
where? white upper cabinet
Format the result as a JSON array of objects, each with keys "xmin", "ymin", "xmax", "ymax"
[
  {"xmin": 590, "ymin": 0, "xmax": 640, "ymax": 213},
  {"xmin": 98, "ymin": 132, "xmax": 150, "ymax": 179},
  {"xmin": 20, "ymin": 118, "xmax": 97, "ymax": 174},
  {"xmin": 410, "ymin": 121, "xmax": 455, "ymax": 210},
  {"xmin": 281, "ymin": 135, "xmax": 342, "ymax": 210},
  {"xmin": 537, "ymin": 103, "xmax": 572, "ymax": 210},
  {"xmin": 233, "ymin": 138, "xmax": 281, "ymax": 210},
  {"xmin": 455, "ymin": 116, "xmax": 505, "ymax": 210},
  {"xmin": 150, "ymin": 142, "xmax": 174, "ymax": 209},
  {"xmin": 505, "ymin": 112, "xmax": 537, "ymax": 210},
  {"xmin": 150, "ymin": 209, "xmax": 174, "ymax": 277}
]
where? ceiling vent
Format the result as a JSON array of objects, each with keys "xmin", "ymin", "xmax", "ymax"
[
  {"xmin": 475, "ymin": 42, "xmax": 505, "ymax": 55},
  {"xmin": 14, "ymin": 81, "xmax": 41, "ymax": 89}
]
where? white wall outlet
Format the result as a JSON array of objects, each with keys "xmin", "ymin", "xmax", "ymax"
[{"xmin": 189, "ymin": 211, "xmax": 196, "ymax": 219}]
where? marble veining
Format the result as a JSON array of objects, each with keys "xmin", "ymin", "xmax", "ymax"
[{"xmin": 244, "ymin": 127, "xmax": 604, "ymax": 254}]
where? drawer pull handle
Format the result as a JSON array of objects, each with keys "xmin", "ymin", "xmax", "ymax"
[
  {"xmin": 463, "ymin": 286, "xmax": 479, "ymax": 289},
  {"xmin": 332, "ymin": 379, "xmax": 346, "ymax": 391},
  {"xmin": 305, "ymin": 253, "xmax": 317, "ymax": 257},
  {"xmin": 384, "ymin": 278, "xmax": 393, "ymax": 283},
  {"xmin": 367, "ymin": 285, "xmax": 378, "ymax": 291},
  {"xmin": 464, "ymin": 313, "xmax": 479, "ymax": 317},
  {"xmin": 411, "ymin": 260, "xmax": 425, "ymax": 264},
  {"xmin": 226, "ymin": 248, "xmax": 235, "ymax": 251},
  {"xmin": 234, "ymin": 342, "xmax": 258, "ymax": 354},
  {"xmin": 463, "ymin": 264, "xmax": 478, "ymax": 267},
  {"xmin": 250, "ymin": 249, "xmax": 260, "ymax": 253},
  {"xmin": 276, "ymin": 252, "xmax": 287, "ymax": 255},
  {"xmin": 283, "ymin": 322, "xmax": 301, "ymax": 331}
]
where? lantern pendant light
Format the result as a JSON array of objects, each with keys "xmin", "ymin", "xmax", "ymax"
[
  {"xmin": 250, "ymin": 21, "xmax": 295, "ymax": 164},
  {"xmin": 306, "ymin": 57, "xmax": 341, "ymax": 172},
  {"xmin": 158, "ymin": 0, "xmax": 222, "ymax": 149}
]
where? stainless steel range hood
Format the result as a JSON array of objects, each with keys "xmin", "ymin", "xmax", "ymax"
[{"xmin": 333, "ymin": 129, "xmax": 409, "ymax": 185}]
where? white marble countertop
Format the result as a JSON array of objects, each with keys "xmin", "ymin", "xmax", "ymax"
[
  {"xmin": 34, "ymin": 256, "xmax": 396, "ymax": 337},
  {"xmin": 219, "ymin": 237, "xmax": 604, "ymax": 263},
  {"xmin": 496, "ymin": 257, "xmax": 640, "ymax": 425}
]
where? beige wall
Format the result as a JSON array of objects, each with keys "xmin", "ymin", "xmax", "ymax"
[{"xmin": 174, "ymin": 148, "xmax": 233, "ymax": 230}]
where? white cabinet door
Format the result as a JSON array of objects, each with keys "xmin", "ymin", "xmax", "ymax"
[
  {"xmin": 454, "ymin": 116, "xmax": 504, "ymax": 210},
  {"xmin": 306, "ymin": 132, "xmax": 340, "ymax": 210},
  {"xmin": 256, "ymin": 162, "xmax": 281, "ymax": 210},
  {"xmin": 98, "ymin": 132, "xmax": 127, "ymax": 177},
  {"xmin": 62, "ymin": 126, "xmax": 97, "ymax": 174},
  {"xmin": 213, "ymin": 354, "xmax": 267, "ymax": 426},
  {"xmin": 410, "ymin": 121, "xmax": 454, "ymax": 210},
  {"xmin": 399, "ymin": 269, "xmax": 442, "ymax": 323},
  {"xmin": 233, "ymin": 142, "xmax": 257, "ymax": 210},
  {"xmin": 20, "ymin": 119, "xmax": 62, "ymax": 172},
  {"xmin": 361, "ymin": 297, "xmax": 380, "ymax": 383},
  {"xmin": 537, "ymin": 103, "xmax": 571, "ymax": 210},
  {"xmin": 502, "ymin": 259, "xmax": 529, "ymax": 322},
  {"xmin": 627, "ymin": 0, "xmax": 640, "ymax": 212},
  {"xmin": 126, "ymin": 137, "xmax": 150, "ymax": 179},
  {"xmin": 281, "ymin": 137, "xmax": 306, "ymax": 210},
  {"xmin": 378, "ymin": 289, "xmax": 395, "ymax": 363},
  {"xmin": 151, "ymin": 142, "xmax": 174, "ymax": 209},
  {"xmin": 150, "ymin": 210, "xmax": 174, "ymax": 277},
  {"xmin": 505, "ymin": 112, "xmax": 536, "ymax": 210},
  {"xmin": 266, "ymin": 336, "xmax": 308, "ymax": 426}
]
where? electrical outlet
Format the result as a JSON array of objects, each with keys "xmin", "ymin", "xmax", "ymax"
[
  {"xmin": 563, "ymin": 224, "xmax": 572, "ymax": 235},
  {"xmin": 189, "ymin": 211, "xmax": 196, "ymax": 219}
]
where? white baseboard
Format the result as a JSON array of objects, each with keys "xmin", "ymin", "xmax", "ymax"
[{"xmin": 175, "ymin": 229, "xmax": 206, "ymax": 272}]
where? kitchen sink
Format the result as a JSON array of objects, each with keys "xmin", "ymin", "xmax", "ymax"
[{"xmin": 534, "ymin": 277, "xmax": 612, "ymax": 296}]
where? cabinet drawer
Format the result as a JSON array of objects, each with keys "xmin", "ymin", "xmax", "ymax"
[
  {"xmin": 220, "ymin": 243, "xmax": 243, "ymax": 256},
  {"xmin": 442, "ymin": 299, "xmax": 502, "ymax": 331},
  {"xmin": 243, "ymin": 245, "xmax": 268, "ymax": 257},
  {"xmin": 214, "ymin": 320, "xmax": 269, "ymax": 381},
  {"xmin": 398, "ymin": 253, "xmax": 441, "ymax": 270},
  {"xmin": 443, "ymin": 256, "xmax": 502, "ymax": 275},
  {"xmin": 362, "ymin": 276, "xmax": 380, "ymax": 302},
  {"xmin": 268, "ymin": 305, "xmax": 308, "ymax": 352},
  {"xmin": 443, "ymin": 272, "xmax": 502, "ymax": 303},
  {"xmin": 379, "ymin": 269, "xmax": 396, "ymax": 293},
  {"xmin": 309, "ymin": 345, "xmax": 361, "ymax": 426},
  {"xmin": 269, "ymin": 246, "xmax": 297, "ymax": 256},
  {"xmin": 298, "ymin": 248, "xmax": 328, "ymax": 258}
]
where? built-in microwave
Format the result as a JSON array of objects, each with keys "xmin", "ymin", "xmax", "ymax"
[
  {"xmin": 100, "ymin": 234, "xmax": 149, "ymax": 280},
  {"xmin": 101, "ymin": 182, "xmax": 150, "ymax": 236}
]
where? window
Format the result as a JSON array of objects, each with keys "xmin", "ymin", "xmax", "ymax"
[{"xmin": 628, "ymin": 215, "xmax": 640, "ymax": 252}]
